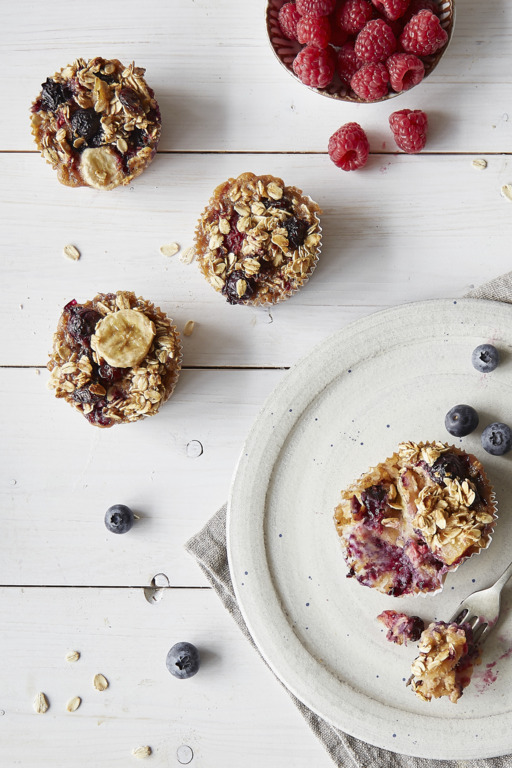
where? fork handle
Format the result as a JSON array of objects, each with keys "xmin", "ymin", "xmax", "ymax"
[{"xmin": 493, "ymin": 559, "xmax": 512, "ymax": 594}]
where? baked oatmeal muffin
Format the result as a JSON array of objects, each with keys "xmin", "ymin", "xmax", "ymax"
[
  {"xmin": 30, "ymin": 57, "xmax": 161, "ymax": 189},
  {"xmin": 194, "ymin": 172, "xmax": 322, "ymax": 305},
  {"xmin": 410, "ymin": 621, "xmax": 482, "ymax": 703},
  {"xmin": 334, "ymin": 441, "xmax": 496, "ymax": 596},
  {"xmin": 47, "ymin": 291, "xmax": 181, "ymax": 427}
]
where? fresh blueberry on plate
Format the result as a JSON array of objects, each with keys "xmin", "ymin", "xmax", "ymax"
[
  {"xmin": 481, "ymin": 423, "xmax": 512, "ymax": 455},
  {"xmin": 445, "ymin": 404, "xmax": 479, "ymax": 437},
  {"xmin": 104, "ymin": 504, "xmax": 135, "ymax": 534},
  {"xmin": 166, "ymin": 642, "xmax": 200, "ymax": 679},
  {"xmin": 472, "ymin": 344, "xmax": 500, "ymax": 373}
]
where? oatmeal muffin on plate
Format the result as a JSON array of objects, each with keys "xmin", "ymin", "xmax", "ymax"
[
  {"xmin": 30, "ymin": 57, "xmax": 161, "ymax": 189},
  {"xmin": 47, "ymin": 291, "xmax": 181, "ymax": 427},
  {"xmin": 334, "ymin": 441, "xmax": 496, "ymax": 596},
  {"xmin": 194, "ymin": 172, "xmax": 322, "ymax": 305}
]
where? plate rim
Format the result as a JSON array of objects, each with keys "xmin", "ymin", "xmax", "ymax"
[{"xmin": 227, "ymin": 298, "xmax": 512, "ymax": 760}]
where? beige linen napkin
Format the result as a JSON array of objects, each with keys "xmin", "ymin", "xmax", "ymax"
[{"xmin": 186, "ymin": 272, "xmax": 512, "ymax": 768}]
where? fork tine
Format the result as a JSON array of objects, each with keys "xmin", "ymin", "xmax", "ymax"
[
  {"xmin": 450, "ymin": 606, "xmax": 469, "ymax": 625},
  {"xmin": 466, "ymin": 614, "xmax": 481, "ymax": 631},
  {"xmin": 473, "ymin": 622, "xmax": 489, "ymax": 645}
]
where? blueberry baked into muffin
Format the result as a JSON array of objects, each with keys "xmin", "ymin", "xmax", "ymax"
[
  {"xmin": 47, "ymin": 292, "xmax": 181, "ymax": 427},
  {"xmin": 409, "ymin": 621, "xmax": 481, "ymax": 703},
  {"xmin": 30, "ymin": 57, "xmax": 161, "ymax": 189},
  {"xmin": 334, "ymin": 441, "xmax": 495, "ymax": 596},
  {"xmin": 194, "ymin": 172, "xmax": 322, "ymax": 305}
]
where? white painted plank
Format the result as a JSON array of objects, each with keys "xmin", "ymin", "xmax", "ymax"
[
  {"xmin": 3, "ymin": 0, "xmax": 512, "ymax": 152},
  {"xmin": 0, "ymin": 586, "xmax": 334, "ymax": 768},
  {"xmin": 1, "ymin": 152, "xmax": 511, "ymax": 366},
  {"xmin": 0, "ymin": 367, "xmax": 283, "ymax": 587}
]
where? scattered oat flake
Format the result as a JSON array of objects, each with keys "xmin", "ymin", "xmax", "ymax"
[
  {"xmin": 132, "ymin": 746, "xmax": 152, "ymax": 759},
  {"xmin": 66, "ymin": 650, "xmax": 80, "ymax": 663},
  {"xmin": 66, "ymin": 696, "xmax": 81, "ymax": 712},
  {"xmin": 183, "ymin": 321, "xmax": 195, "ymax": 337},
  {"xmin": 34, "ymin": 692, "xmax": 49, "ymax": 714},
  {"xmin": 179, "ymin": 246, "xmax": 196, "ymax": 264},
  {"xmin": 63, "ymin": 244, "xmax": 81, "ymax": 261},
  {"xmin": 501, "ymin": 184, "xmax": 512, "ymax": 201},
  {"xmin": 159, "ymin": 242, "xmax": 180, "ymax": 257},
  {"xmin": 93, "ymin": 673, "xmax": 109, "ymax": 691},
  {"xmin": 472, "ymin": 158, "xmax": 487, "ymax": 170}
]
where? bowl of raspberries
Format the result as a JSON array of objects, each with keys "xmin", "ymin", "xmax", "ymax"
[{"xmin": 267, "ymin": 0, "xmax": 455, "ymax": 102}]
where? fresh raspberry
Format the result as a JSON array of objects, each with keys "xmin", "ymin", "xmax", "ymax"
[
  {"xmin": 337, "ymin": 41, "xmax": 361, "ymax": 85},
  {"xmin": 403, "ymin": 0, "xmax": 439, "ymax": 22},
  {"xmin": 297, "ymin": 14, "xmax": 331, "ymax": 47},
  {"xmin": 371, "ymin": 0, "xmax": 410, "ymax": 20},
  {"xmin": 278, "ymin": 2, "xmax": 301, "ymax": 40},
  {"xmin": 293, "ymin": 44, "xmax": 337, "ymax": 87},
  {"xmin": 296, "ymin": 0, "xmax": 336, "ymax": 16},
  {"xmin": 373, "ymin": 10, "xmax": 404, "ymax": 39},
  {"xmin": 350, "ymin": 61, "xmax": 389, "ymax": 99},
  {"xmin": 328, "ymin": 122, "xmax": 370, "ymax": 170},
  {"xmin": 400, "ymin": 10, "xmax": 448, "ymax": 55},
  {"xmin": 355, "ymin": 19, "xmax": 396, "ymax": 63},
  {"xmin": 335, "ymin": 0, "xmax": 374, "ymax": 35},
  {"xmin": 389, "ymin": 108, "xmax": 428, "ymax": 152},
  {"xmin": 387, "ymin": 52, "xmax": 424, "ymax": 91}
]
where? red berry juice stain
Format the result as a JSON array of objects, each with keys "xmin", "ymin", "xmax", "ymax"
[
  {"xmin": 472, "ymin": 641, "xmax": 512, "ymax": 693},
  {"xmin": 473, "ymin": 662, "xmax": 498, "ymax": 693}
]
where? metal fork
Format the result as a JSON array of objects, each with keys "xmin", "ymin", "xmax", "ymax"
[{"xmin": 449, "ymin": 559, "xmax": 512, "ymax": 644}]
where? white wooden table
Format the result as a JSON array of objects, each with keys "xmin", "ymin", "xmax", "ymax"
[{"xmin": 2, "ymin": 1, "xmax": 512, "ymax": 765}]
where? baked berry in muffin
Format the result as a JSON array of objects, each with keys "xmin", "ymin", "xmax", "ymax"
[
  {"xmin": 47, "ymin": 292, "xmax": 181, "ymax": 427},
  {"xmin": 334, "ymin": 441, "xmax": 495, "ymax": 596},
  {"xmin": 194, "ymin": 172, "xmax": 322, "ymax": 305},
  {"xmin": 410, "ymin": 621, "xmax": 481, "ymax": 702},
  {"xmin": 30, "ymin": 57, "xmax": 161, "ymax": 189},
  {"xmin": 377, "ymin": 610, "xmax": 425, "ymax": 645}
]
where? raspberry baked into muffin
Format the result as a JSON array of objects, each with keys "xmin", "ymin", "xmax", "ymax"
[
  {"xmin": 409, "ymin": 621, "xmax": 482, "ymax": 703},
  {"xmin": 194, "ymin": 172, "xmax": 322, "ymax": 305},
  {"xmin": 30, "ymin": 57, "xmax": 161, "ymax": 189},
  {"xmin": 334, "ymin": 441, "xmax": 496, "ymax": 596},
  {"xmin": 48, "ymin": 292, "xmax": 181, "ymax": 427}
]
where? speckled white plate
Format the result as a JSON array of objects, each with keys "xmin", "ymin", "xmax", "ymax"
[{"xmin": 227, "ymin": 299, "xmax": 512, "ymax": 760}]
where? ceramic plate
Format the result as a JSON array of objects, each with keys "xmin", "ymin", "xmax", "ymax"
[{"xmin": 227, "ymin": 299, "xmax": 512, "ymax": 760}]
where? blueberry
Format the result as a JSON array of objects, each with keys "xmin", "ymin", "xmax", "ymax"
[
  {"xmin": 166, "ymin": 642, "xmax": 200, "ymax": 679},
  {"xmin": 481, "ymin": 423, "xmax": 512, "ymax": 455},
  {"xmin": 40, "ymin": 78, "xmax": 72, "ymax": 112},
  {"xmin": 429, "ymin": 452, "xmax": 467, "ymax": 482},
  {"xmin": 71, "ymin": 108, "xmax": 102, "ymax": 143},
  {"xmin": 73, "ymin": 387, "xmax": 101, "ymax": 405},
  {"xmin": 222, "ymin": 270, "xmax": 256, "ymax": 305},
  {"xmin": 128, "ymin": 126, "xmax": 148, "ymax": 149},
  {"xmin": 284, "ymin": 216, "xmax": 308, "ymax": 249},
  {"xmin": 104, "ymin": 504, "xmax": 135, "ymax": 534},
  {"xmin": 445, "ymin": 404, "xmax": 479, "ymax": 437},
  {"xmin": 65, "ymin": 305, "xmax": 102, "ymax": 346},
  {"xmin": 472, "ymin": 344, "xmax": 500, "ymax": 373}
]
